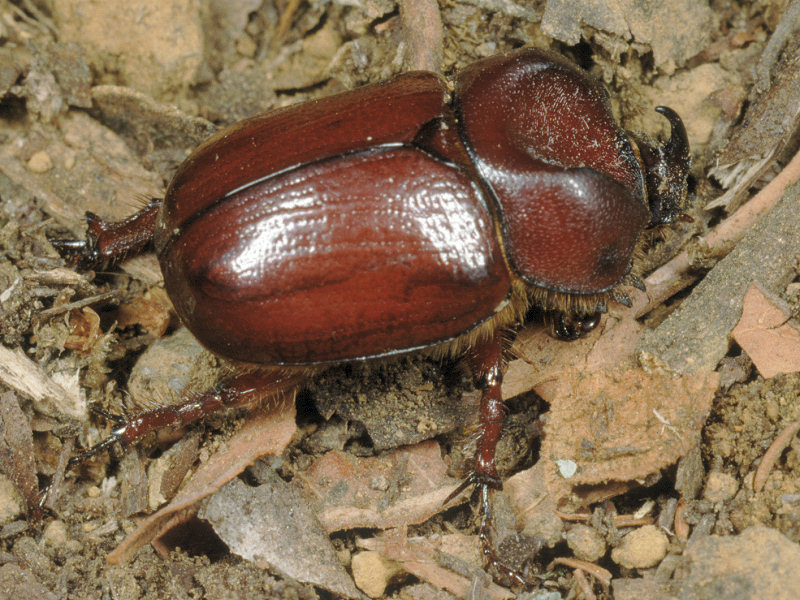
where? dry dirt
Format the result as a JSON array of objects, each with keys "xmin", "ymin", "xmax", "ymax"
[{"xmin": 0, "ymin": 0, "xmax": 799, "ymax": 599}]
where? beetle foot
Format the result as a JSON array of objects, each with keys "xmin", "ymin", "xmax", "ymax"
[
  {"xmin": 68, "ymin": 429, "xmax": 125, "ymax": 468},
  {"xmin": 49, "ymin": 236, "xmax": 100, "ymax": 270},
  {"xmin": 68, "ymin": 406, "xmax": 132, "ymax": 468},
  {"xmin": 547, "ymin": 310, "xmax": 601, "ymax": 341},
  {"xmin": 444, "ymin": 474, "xmax": 535, "ymax": 587},
  {"xmin": 443, "ymin": 469, "xmax": 501, "ymax": 506},
  {"xmin": 475, "ymin": 482, "xmax": 537, "ymax": 587}
]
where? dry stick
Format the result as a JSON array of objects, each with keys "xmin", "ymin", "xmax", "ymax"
[
  {"xmin": 555, "ymin": 510, "xmax": 654, "ymax": 528},
  {"xmin": 274, "ymin": 0, "xmax": 303, "ymax": 42},
  {"xmin": 554, "ymin": 510, "xmax": 592, "ymax": 522},
  {"xmin": 611, "ymin": 515, "xmax": 655, "ymax": 528},
  {"xmin": 43, "ymin": 438, "xmax": 74, "ymax": 512},
  {"xmin": 398, "ymin": 0, "xmax": 443, "ymax": 73},
  {"xmin": 34, "ymin": 290, "xmax": 122, "ymax": 321},
  {"xmin": 629, "ymin": 147, "xmax": 800, "ymax": 320},
  {"xmin": 753, "ymin": 420, "xmax": 800, "ymax": 492},
  {"xmin": 572, "ymin": 568, "xmax": 597, "ymax": 600},
  {"xmin": 673, "ymin": 499, "xmax": 690, "ymax": 541},
  {"xmin": 754, "ymin": 0, "xmax": 800, "ymax": 92},
  {"xmin": 549, "ymin": 557, "xmax": 612, "ymax": 588}
]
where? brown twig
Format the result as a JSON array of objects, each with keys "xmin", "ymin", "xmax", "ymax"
[
  {"xmin": 549, "ymin": 557, "xmax": 612, "ymax": 587},
  {"xmin": 572, "ymin": 568, "xmax": 596, "ymax": 600},
  {"xmin": 34, "ymin": 290, "xmax": 123, "ymax": 322},
  {"xmin": 753, "ymin": 420, "xmax": 800, "ymax": 492},
  {"xmin": 673, "ymin": 499, "xmax": 690, "ymax": 541},
  {"xmin": 613, "ymin": 515, "xmax": 656, "ymax": 528},
  {"xmin": 555, "ymin": 510, "xmax": 591, "ymax": 522},
  {"xmin": 274, "ymin": 0, "xmax": 303, "ymax": 43},
  {"xmin": 629, "ymin": 147, "xmax": 800, "ymax": 319},
  {"xmin": 398, "ymin": 0, "xmax": 443, "ymax": 73},
  {"xmin": 43, "ymin": 438, "xmax": 74, "ymax": 512},
  {"xmin": 555, "ymin": 510, "xmax": 655, "ymax": 528}
]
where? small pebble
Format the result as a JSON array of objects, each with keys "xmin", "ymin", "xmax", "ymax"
[
  {"xmin": 0, "ymin": 563, "xmax": 58, "ymax": 600},
  {"xmin": 611, "ymin": 525, "xmax": 668, "ymax": 569},
  {"xmin": 351, "ymin": 550, "xmax": 402, "ymax": 598},
  {"xmin": 522, "ymin": 510, "xmax": 563, "ymax": 547},
  {"xmin": 336, "ymin": 547, "xmax": 352, "ymax": 568},
  {"xmin": 677, "ymin": 526, "xmax": 800, "ymax": 597},
  {"xmin": 703, "ymin": 471, "xmax": 739, "ymax": 503},
  {"xmin": 147, "ymin": 456, "xmax": 170, "ymax": 510},
  {"xmin": 566, "ymin": 524, "xmax": 606, "ymax": 562},
  {"xmin": 0, "ymin": 475, "xmax": 23, "ymax": 525},
  {"xmin": 43, "ymin": 520, "xmax": 69, "ymax": 548},
  {"xmin": 235, "ymin": 34, "xmax": 256, "ymax": 57},
  {"xmin": 0, "ymin": 520, "xmax": 28, "ymax": 539},
  {"xmin": 518, "ymin": 592, "xmax": 563, "ymax": 600},
  {"xmin": 27, "ymin": 151, "xmax": 53, "ymax": 173},
  {"xmin": 81, "ymin": 521, "xmax": 98, "ymax": 533},
  {"xmin": 370, "ymin": 475, "xmax": 389, "ymax": 491},
  {"xmin": 555, "ymin": 459, "xmax": 577, "ymax": 478}
]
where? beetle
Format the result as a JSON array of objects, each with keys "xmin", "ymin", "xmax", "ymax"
[{"xmin": 59, "ymin": 46, "xmax": 690, "ymax": 569}]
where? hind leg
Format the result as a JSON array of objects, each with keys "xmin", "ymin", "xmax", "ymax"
[{"xmin": 70, "ymin": 371, "xmax": 304, "ymax": 467}]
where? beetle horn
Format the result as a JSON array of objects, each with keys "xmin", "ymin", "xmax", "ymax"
[
  {"xmin": 657, "ymin": 107, "xmax": 690, "ymax": 171},
  {"xmin": 636, "ymin": 106, "xmax": 691, "ymax": 226}
]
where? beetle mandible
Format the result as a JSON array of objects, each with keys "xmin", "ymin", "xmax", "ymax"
[{"xmin": 62, "ymin": 46, "xmax": 690, "ymax": 565}]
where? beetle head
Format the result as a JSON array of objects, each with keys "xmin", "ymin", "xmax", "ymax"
[{"xmin": 634, "ymin": 106, "xmax": 691, "ymax": 226}]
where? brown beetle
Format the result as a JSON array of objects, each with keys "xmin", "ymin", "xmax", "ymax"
[{"xmin": 60, "ymin": 47, "xmax": 690, "ymax": 570}]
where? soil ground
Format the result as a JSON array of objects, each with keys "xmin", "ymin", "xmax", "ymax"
[{"xmin": 0, "ymin": 0, "xmax": 799, "ymax": 599}]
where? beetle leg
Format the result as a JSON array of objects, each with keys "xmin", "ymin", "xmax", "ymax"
[
  {"xmin": 52, "ymin": 200, "xmax": 162, "ymax": 268},
  {"xmin": 443, "ymin": 333, "xmax": 506, "ymax": 502},
  {"xmin": 457, "ymin": 332, "xmax": 535, "ymax": 585},
  {"xmin": 440, "ymin": 331, "xmax": 506, "ymax": 499},
  {"xmin": 470, "ymin": 332, "xmax": 506, "ymax": 489},
  {"xmin": 69, "ymin": 371, "xmax": 303, "ymax": 468}
]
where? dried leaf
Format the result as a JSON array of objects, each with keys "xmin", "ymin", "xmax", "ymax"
[
  {"xmin": 504, "ymin": 462, "xmax": 564, "ymax": 544},
  {"xmin": 64, "ymin": 306, "xmax": 101, "ymax": 354},
  {"xmin": 0, "ymin": 391, "xmax": 40, "ymax": 514},
  {"xmin": 300, "ymin": 440, "xmax": 460, "ymax": 533},
  {"xmin": 732, "ymin": 283, "xmax": 800, "ymax": 378},
  {"xmin": 504, "ymin": 314, "xmax": 643, "ymax": 401},
  {"xmin": 107, "ymin": 396, "xmax": 296, "ymax": 564},
  {"xmin": 115, "ymin": 288, "xmax": 173, "ymax": 337},
  {"xmin": 361, "ymin": 531, "xmax": 513, "ymax": 600},
  {"xmin": 538, "ymin": 367, "xmax": 719, "ymax": 507},
  {"xmin": 199, "ymin": 477, "xmax": 361, "ymax": 599},
  {"xmin": 708, "ymin": 37, "xmax": 800, "ymax": 211}
]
